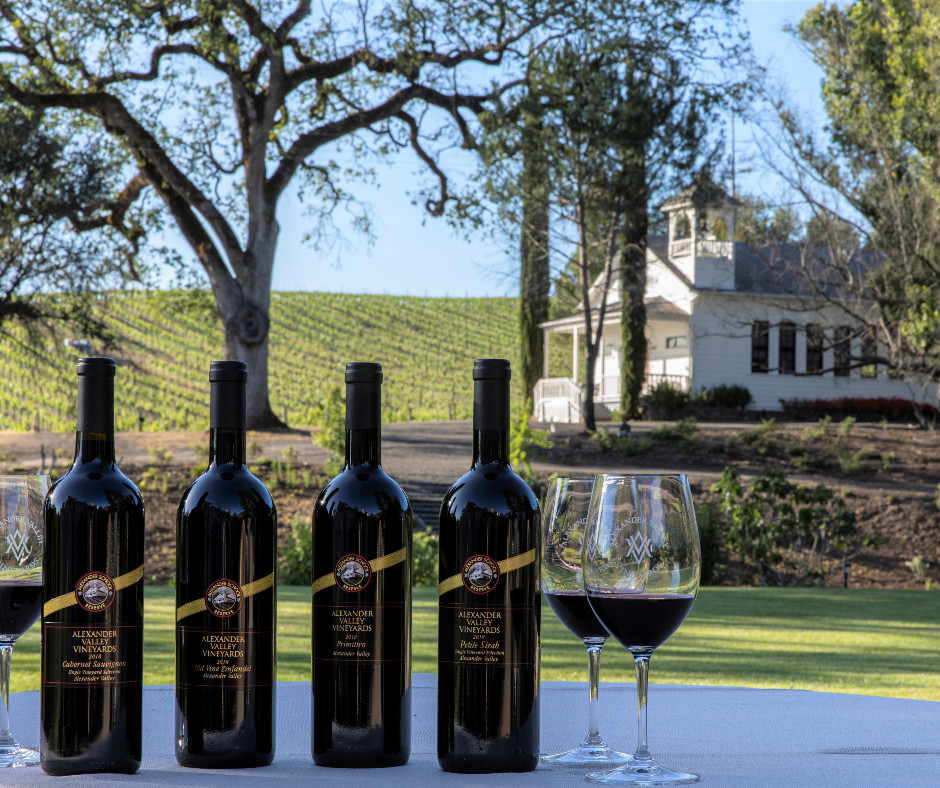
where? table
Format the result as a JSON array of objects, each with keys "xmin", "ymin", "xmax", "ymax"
[{"xmin": 6, "ymin": 675, "xmax": 940, "ymax": 786}]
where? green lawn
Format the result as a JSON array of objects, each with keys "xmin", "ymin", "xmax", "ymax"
[{"xmin": 10, "ymin": 587, "xmax": 939, "ymax": 701}]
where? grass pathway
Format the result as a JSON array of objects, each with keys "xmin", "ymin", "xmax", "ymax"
[{"xmin": 11, "ymin": 587, "xmax": 938, "ymax": 701}]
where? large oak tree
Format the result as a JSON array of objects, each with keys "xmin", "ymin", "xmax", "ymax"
[{"xmin": 0, "ymin": 0, "xmax": 571, "ymax": 426}]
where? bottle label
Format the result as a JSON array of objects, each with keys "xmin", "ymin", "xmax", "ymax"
[
  {"xmin": 313, "ymin": 603, "xmax": 395, "ymax": 661},
  {"xmin": 43, "ymin": 564, "xmax": 144, "ymax": 686},
  {"xmin": 43, "ymin": 623, "xmax": 142, "ymax": 685},
  {"xmin": 311, "ymin": 547, "xmax": 408, "ymax": 663},
  {"xmin": 439, "ymin": 548, "xmax": 537, "ymax": 667},
  {"xmin": 438, "ymin": 548, "xmax": 536, "ymax": 596},
  {"xmin": 176, "ymin": 572, "xmax": 273, "ymax": 622},
  {"xmin": 205, "ymin": 579, "xmax": 243, "ymax": 618},
  {"xmin": 75, "ymin": 571, "xmax": 115, "ymax": 612},
  {"xmin": 177, "ymin": 628, "xmax": 273, "ymax": 687},
  {"xmin": 334, "ymin": 555, "xmax": 372, "ymax": 593},
  {"xmin": 462, "ymin": 555, "xmax": 500, "ymax": 594}
]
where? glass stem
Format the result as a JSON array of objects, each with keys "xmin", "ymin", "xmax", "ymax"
[
  {"xmin": 0, "ymin": 643, "xmax": 13, "ymax": 748},
  {"xmin": 583, "ymin": 640, "xmax": 604, "ymax": 746},
  {"xmin": 633, "ymin": 652, "xmax": 654, "ymax": 764}
]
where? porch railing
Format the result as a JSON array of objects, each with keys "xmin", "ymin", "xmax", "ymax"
[
  {"xmin": 534, "ymin": 373, "xmax": 691, "ymax": 423},
  {"xmin": 642, "ymin": 373, "xmax": 690, "ymax": 393},
  {"xmin": 533, "ymin": 378, "xmax": 583, "ymax": 424}
]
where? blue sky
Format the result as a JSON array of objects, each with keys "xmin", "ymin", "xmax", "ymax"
[{"xmin": 165, "ymin": 2, "xmax": 828, "ymax": 297}]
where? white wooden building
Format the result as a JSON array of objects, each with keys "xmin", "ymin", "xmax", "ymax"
[{"xmin": 534, "ymin": 184, "xmax": 938, "ymax": 423}]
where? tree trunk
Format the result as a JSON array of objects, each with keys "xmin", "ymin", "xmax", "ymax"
[
  {"xmin": 620, "ymin": 159, "xmax": 650, "ymax": 421},
  {"xmin": 582, "ymin": 339, "xmax": 597, "ymax": 432},
  {"xmin": 209, "ymin": 225, "xmax": 283, "ymax": 430},
  {"xmin": 519, "ymin": 84, "xmax": 551, "ymax": 401}
]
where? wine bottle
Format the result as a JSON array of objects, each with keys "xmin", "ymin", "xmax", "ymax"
[
  {"xmin": 311, "ymin": 362, "xmax": 412, "ymax": 767},
  {"xmin": 437, "ymin": 358, "xmax": 541, "ymax": 773},
  {"xmin": 40, "ymin": 357, "xmax": 144, "ymax": 775},
  {"xmin": 175, "ymin": 361, "xmax": 276, "ymax": 768}
]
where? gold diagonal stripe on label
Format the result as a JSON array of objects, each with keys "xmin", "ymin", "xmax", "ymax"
[
  {"xmin": 43, "ymin": 564, "xmax": 145, "ymax": 618},
  {"xmin": 438, "ymin": 548, "xmax": 537, "ymax": 597},
  {"xmin": 311, "ymin": 548, "xmax": 409, "ymax": 596},
  {"xmin": 176, "ymin": 572, "xmax": 275, "ymax": 622},
  {"xmin": 369, "ymin": 547, "xmax": 407, "ymax": 572}
]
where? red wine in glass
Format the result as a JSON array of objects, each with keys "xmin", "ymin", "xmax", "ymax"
[
  {"xmin": 545, "ymin": 590, "xmax": 610, "ymax": 642},
  {"xmin": 0, "ymin": 582, "xmax": 42, "ymax": 638}
]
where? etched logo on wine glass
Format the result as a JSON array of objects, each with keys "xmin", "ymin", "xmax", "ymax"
[
  {"xmin": 462, "ymin": 555, "xmax": 500, "ymax": 594},
  {"xmin": 0, "ymin": 516, "xmax": 40, "ymax": 570},
  {"xmin": 625, "ymin": 532, "xmax": 653, "ymax": 564},
  {"xmin": 335, "ymin": 555, "xmax": 372, "ymax": 593},
  {"xmin": 75, "ymin": 572, "xmax": 115, "ymax": 612},
  {"xmin": 206, "ymin": 579, "xmax": 243, "ymax": 617}
]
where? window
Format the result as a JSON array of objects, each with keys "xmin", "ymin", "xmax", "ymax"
[
  {"xmin": 861, "ymin": 334, "xmax": 877, "ymax": 378},
  {"xmin": 806, "ymin": 324, "xmax": 824, "ymax": 375},
  {"xmin": 751, "ymin": 321, "xmax": 769, "ymax": 373},
  {"xmin": 834, "ymin": 326, "xmax": 851, "ymax": 377},
  {"xmin": 675, "ymin": 215, "xmax": 691, "ymax": 239},
  {"xmin": 665, "ymin": 336, "xmax": 688, "ymax": 349},
  {"xmin": 779, "ymin": 322, "xmax": 796, "ymax": 374}
]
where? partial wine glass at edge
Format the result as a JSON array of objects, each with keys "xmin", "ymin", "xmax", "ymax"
[
  {"xmin": 0, "ymin": 475, "xmax": 48, "ymax": 768},
  {"xmin": 541, "ymin": 477, "xmax": 630, "ymax": 767}
]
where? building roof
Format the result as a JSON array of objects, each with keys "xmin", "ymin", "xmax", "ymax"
[
  {"xmin": 731, "ymin": 242, "xmax": 873, "ymax": 299},
  {"xmin": 659, "ymin": 182, "xmax": 743, "ymax": 212},
  {"xmin": 538, "ymin": 294, "xmax": 689, "ymax": 331}
]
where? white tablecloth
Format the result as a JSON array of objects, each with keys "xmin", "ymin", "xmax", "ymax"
[{"xmin": 4, "ymin": 676, "xmax": 940, "ymax": 786}]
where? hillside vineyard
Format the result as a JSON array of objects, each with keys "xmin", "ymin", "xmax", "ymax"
[{"xmin": 40, "ymin": 356, "xmax": 540, "ymax": 773}]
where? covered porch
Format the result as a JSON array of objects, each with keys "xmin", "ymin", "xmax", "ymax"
[{"xmin": 533, "ymin": 298, "xmax": 692, "ymax": 424}]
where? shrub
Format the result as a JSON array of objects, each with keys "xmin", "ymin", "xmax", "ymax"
[
  {"xmin": 780, "ymin": 396, "xmax": 939, "ymax": 422},
  {"xmin": 711, "ymin": 466, "xmax": 877, "ymax": 586},
  {"xmin": 312, "ymin": 384, "xmax": 346, "ymax": 477},
  {"xmin": 838, "ymin": 416, "xmax": 856, "ymax": 438},
  {"xmin": 652, "ymin": 418, "xmax": 700, "ymax": 452},
  {"xmin": 279, "ymin": 516, "xmax": 311, "ymax": 585},
  {"xmin": 592, "ymin": 429, "xmax": 658, "ymax": 457},
  {"xmin": 697, "ymin": 384, "xmax": 752, "ymax": 410},
  {"xmin": 412, "ymin": 528, "xmax": 439, "ymax": 587},
  {"xmin": 148, "ymin": 445, "xmax": 173, "ymax": 464},
  {"xmin": 696, "ymin": 502, "xmax": 728, "ymax": 586},
  {"xmin": 801, "ymin": 415, "xmax": 833, "ymax": 442},
  {"xmin": 738, "ymin": 419, "xmax": 780, "ymax": 455},
  {"xmin": 644, "ymin": 382, "xmax": 691, "ymax": 419},
  {"xmin": 509, "ymin": 398, "xmax": 552, "ymax": 488}
]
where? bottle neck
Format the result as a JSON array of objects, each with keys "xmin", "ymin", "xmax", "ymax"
[
  {"xmin": 209, "ymin": 377, "xmax": 246, "ymax": 465},
  {"xmin": 472, "ymin": 429, "xmax": 510, "ymax": 467},
  {"xmin": 472, "ymin": 376, "xmax": 511, "ymax": 467},
  {"xmin": 345, "ymin": 378, "xmax": 382, "ymax": 468},
  {"xmin": 346, "ymin": 428, "xmax": 381, "ymax": 468},
  {"xmin": 210, "ymin": 428, "xmax": 246, "ymax": 466},
  {"xmin": 75, "ymin": 432, "xmax": 116, "ymax": 465},
  {"xmin": 75, "ymin": 374, "xmax": 115, "ymax": 464}
]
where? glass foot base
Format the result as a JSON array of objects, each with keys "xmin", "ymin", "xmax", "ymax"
[
  {"xmin": 0, "ymin": 743, "xmax": 40, "ymax": 768},
  {"xmin": 542, "ymin": 742, "xmax": 632, "ymax": 767},
  {"xmin": 586, "ymin": 757, "xmax": 699, "ymax": 785}
]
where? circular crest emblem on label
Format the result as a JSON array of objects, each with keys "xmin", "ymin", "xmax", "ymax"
[
  {"xmin": 462, "ymin": 555, "xmax": 500, "ymax": 594},
  {"xmin": 334, "ymin": 554, "xmax": 372, "ymax": 592},
  {"xmin": 75, "ymin": 572, "xmax": 115, "ymax": 612},
  {"xmin": 206, "ymin": 579, "xmax": 243, "ymax": 618}
]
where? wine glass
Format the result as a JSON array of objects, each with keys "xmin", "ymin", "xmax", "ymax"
[
  {"xmin": 541, "ymin": 477, "xmax": 630, "ymax": 766},
  {"xmin": 0, "ymin": 475, "xmax": 47, "ymax": 768},
  {"xmin": 582, "ymin": 474, "xmax": 701, "ymax": 785}
]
